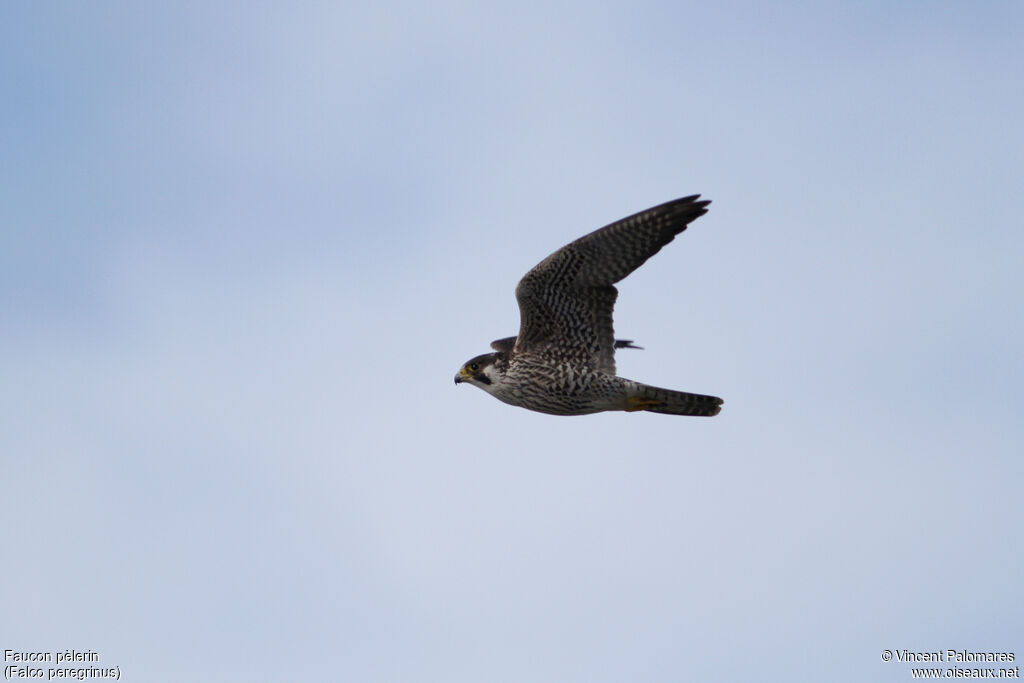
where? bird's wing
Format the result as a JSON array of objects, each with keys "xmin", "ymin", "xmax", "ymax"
[
  {"xmin": 490, "ymin": 337, "xmax": 516, "ymax": 352},
  {"xmin": 493, "ymin": 336, "xmax": 642, "ymax": 352},
  {"xmin": 513, "ymin": 195, "xmax": 710, "ymax": 374}
]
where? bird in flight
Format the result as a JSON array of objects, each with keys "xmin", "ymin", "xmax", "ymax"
[{"xmin": 454, "ymin": 195, "xmax": 723, "ymax": 416}]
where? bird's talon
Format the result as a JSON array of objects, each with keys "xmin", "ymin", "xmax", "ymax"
[{"xmin": 625, "ymin": 397, "xmax": 664, "ymax": 412}]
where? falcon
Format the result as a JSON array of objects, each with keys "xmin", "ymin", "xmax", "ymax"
[{"xmin": 454, "ymin": 195, "xmax": 723, "ymax": 416}]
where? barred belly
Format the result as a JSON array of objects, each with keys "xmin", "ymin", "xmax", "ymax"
[{"xmin": 498, "ymin": 360, "xmax": 627, "ymax": 416}]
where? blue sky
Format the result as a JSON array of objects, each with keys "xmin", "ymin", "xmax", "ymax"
[{"xmin": 2, "ymin": 2, "xmax": 1022, "ymax": 681}]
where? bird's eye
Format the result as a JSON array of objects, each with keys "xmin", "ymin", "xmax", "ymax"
[{"xmin": 469, "ymin": 363, "xmax": 479, "ymax": 372}]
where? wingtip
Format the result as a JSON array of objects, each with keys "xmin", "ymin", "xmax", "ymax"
[
  {"xmin": 658, "ymin": 194, "xmax": 711, "ymax": 230},
  {"xmin": 667, "ymin": 194, "xmax": 712, "ymax": 216}
]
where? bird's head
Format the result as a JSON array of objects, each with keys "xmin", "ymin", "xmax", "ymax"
[{"xmin": 454, "ymin": 352, "xmax": 506, "ymax": 391}]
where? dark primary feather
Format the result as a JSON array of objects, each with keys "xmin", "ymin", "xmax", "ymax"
[
  {"xmin": 513, "ymin": 195, "xmax": 710, "ymax": 373},
  {"xmin": 491, "ymin": 336, "xmax": 642, "ymax": 352}
]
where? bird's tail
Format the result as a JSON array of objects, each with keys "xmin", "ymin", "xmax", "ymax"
[{"xmin": 624, "ymin": 382, "xmax": 723, "ymax": 417}]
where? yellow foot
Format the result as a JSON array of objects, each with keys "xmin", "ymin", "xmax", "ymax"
[{"xmin": 625, "ymin": 396, "xmax": 664, "ymax": 412}]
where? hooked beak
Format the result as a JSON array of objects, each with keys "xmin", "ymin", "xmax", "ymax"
[{"xmin": 454, "ymin": 368, "xmax": 470, "ymax": 385}]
